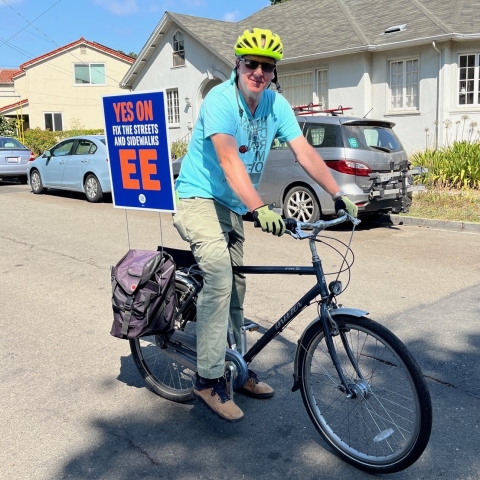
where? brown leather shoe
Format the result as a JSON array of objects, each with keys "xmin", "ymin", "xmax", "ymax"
[
  {"xmin": 194, "ymin": 378, "xmax": 244, "ymax": 423},
  {"xmin": 238, "ymin": 370, "xmax": 274, "ymax": 399}
]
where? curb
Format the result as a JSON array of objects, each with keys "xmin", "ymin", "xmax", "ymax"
[{"xmin": 374, "ymin": 214, "xmax": 480, "ymax": 234}]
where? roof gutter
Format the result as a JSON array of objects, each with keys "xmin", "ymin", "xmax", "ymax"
[
  {"xmin": 120, "ymin": 12, "xmax": 234, "ymax": 89},
  {"xmin": 280, "ymin": 33, "xmax": 478, "ymax": 64},
  {"xmin": 120, "ymin": 14, "xmax": 169, "ymax": 88},
  {"xmin": 432, "ymin": 41, "xmax": 442, "ymax": 150}
]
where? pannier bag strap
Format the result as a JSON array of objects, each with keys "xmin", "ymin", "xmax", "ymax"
[{"xmin": 121, "ymin": 296, "xmax": 134, "ymax": 337}]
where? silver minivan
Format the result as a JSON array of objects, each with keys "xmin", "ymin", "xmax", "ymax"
[{"xmin": 172, "ymin": 115, "xmax": 424, "ymax": 222}]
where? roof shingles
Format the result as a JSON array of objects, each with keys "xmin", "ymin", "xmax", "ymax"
[
  {"xmin": 0, "ymin": 69, "xmax": 21, "ymax": 83},
  {"xmin": 170, "ymin": 0, "xmax": 480, "ymax": 63}
]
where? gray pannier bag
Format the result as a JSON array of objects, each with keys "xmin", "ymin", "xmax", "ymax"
[{"xmin": 110, "ymin": 249, "xmax": 176, "ymax": 339}]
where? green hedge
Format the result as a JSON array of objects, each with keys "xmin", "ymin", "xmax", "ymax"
[
  {"xmin": 411, "ymin": 141, "xmax": 480, "ymax": 189},
  {"xmin": 21, "ymin": 128, "xmax": 190, "ymax": 161},
  {"xmin": 23, "ymin": 128, "xmax": 104, "ymax": 156}
]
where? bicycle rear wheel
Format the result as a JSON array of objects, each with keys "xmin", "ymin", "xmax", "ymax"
[
  {"xmin": 298, "ymin": 314, "xmax": 432, "ymax": 473},
  {"xmin": 129, "ymin": 281, "xmax": 197, "ymax": 403}
]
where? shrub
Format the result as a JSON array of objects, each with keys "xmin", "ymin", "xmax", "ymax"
[
  {"xmin": 170, "ymin": 140, "xmax": 188, "ymax": 160},
  {"xmin": 411, "ymin": 141, "xmax": 480, "ymax": 189},
  {"xmin": 0, "ymin": 115, "xmax": 17, "ymax": 136},
  {"xmin": 22, "ymin": 127, "xmax": 104, "ymax": 156}
]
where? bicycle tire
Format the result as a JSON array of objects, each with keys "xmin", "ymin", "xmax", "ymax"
[
  {"xmin": 129, "ymin": 281, "xmax": 197, "ymax": 403},
  {"xmin": 297, "ymin": 314, "xmax": 432, "ymax": 473}
]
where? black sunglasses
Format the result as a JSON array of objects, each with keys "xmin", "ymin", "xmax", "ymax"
[{"xmin": 240, "ymin": 58, "xmax": 276, "ymax": 73}]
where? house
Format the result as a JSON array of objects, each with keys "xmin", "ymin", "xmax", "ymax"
[
  {"xmin": 0, "ymin": 37, "xmax": 135, "ymax": 134},
  {"xmin": 120, "ymin": 0, "xmax": 480, "ymax": 154},
  {"xmin": 0, "ymin": 69, "xmax": 22, "ymax": 110}
]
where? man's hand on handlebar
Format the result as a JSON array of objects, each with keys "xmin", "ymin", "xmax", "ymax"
[
  {"xmin": 252, "ymin": 204, "xmax": 286, "ymax": 236},
  {"xmin": 334, "ymin": 196, "xmax": 358, "ymax": 218}
]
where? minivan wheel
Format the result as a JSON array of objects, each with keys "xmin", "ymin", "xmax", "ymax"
[{"xmin": 284, "ymin": 185, "xmax": 321, "ymax": 223}]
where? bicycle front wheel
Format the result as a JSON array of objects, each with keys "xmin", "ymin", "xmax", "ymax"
[
  {"xmin": 298, "ymin": 314, "xmax": 432, "ymax": 474},
  {"xmin": 129, "ymin": 281, "xmax": 197, "ymax": 403}
]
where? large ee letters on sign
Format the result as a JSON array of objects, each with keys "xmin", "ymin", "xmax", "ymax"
[
  {"xmin": 113, "ymin": 100, "xmax": 160, "ymax": 191},
  {"xmin": 119, "ymin": 149, "xmax": 160, "ymax": 190}
]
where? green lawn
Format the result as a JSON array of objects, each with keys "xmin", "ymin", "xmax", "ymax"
[{"xmin": 401, "ymin": 189, "xmax": 480, "ymax": 224}]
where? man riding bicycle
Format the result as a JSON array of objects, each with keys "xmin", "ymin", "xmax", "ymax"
[{"xmin": 173, "ymin": 28, "xmax": 357, "ymax": 423}]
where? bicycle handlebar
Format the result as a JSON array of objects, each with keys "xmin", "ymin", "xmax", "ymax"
[{"xmin": 285, "ymin": 210, "xmax": 361, "ymax": 239}]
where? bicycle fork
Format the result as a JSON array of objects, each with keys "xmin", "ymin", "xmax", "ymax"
[
  {"xmin": 292, "ymin": 305, "xmax": 369, "ymax": 395},
  {"xmin": 319, "ymin": 303, "xmax": 361, "ymax": 398}
]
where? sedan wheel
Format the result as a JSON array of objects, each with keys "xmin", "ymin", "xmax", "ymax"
[
  {"xmin": 85, "ymin": 174, "xmax": 103, "ymax": 203},
  {"xmin": 283, "ymin": 185, "xmax": 321, "ymax": 223},
  {"xmin": 30, "ymin": 170, "xmax": 45, "ymax": 194}
]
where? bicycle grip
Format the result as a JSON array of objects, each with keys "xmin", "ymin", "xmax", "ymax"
[{"xmin": 284, "ymin": 218, "xmax": 297, "ymax": 232}]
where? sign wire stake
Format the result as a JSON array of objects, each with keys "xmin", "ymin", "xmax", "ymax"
[
  {"xmin": 125, "ymin": 209, "xmax": 131, "ymax": 250},
  {"xmin": 158, "ymin": 212, "xmax": 164, "ymax": 256}
]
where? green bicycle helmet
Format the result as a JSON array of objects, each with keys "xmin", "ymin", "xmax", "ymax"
[{"xmin": 234, "ymin": 28, "xmax": 283, "ymax": 61}]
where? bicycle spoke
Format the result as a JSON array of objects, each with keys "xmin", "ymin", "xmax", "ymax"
[{"xmin": 299, "ymin": 316, "xmax": 430, "ymax": 471}]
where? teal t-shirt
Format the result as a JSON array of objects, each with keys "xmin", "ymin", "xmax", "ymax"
[{"xmin": 175, "ymin": 75, "xmax": 302, "ymax": 214}]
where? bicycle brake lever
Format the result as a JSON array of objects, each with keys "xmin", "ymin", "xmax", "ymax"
[
  {"xmin": 337, "ymin": 209, "xmax": 362, "ymax": 227},
  {"xmin": 348, "ymin": 214, "xmax": 362, "ymax": 227},
  {"xmin": 285, "ymin": 227, "xmax": 311, "ymax": 240}
]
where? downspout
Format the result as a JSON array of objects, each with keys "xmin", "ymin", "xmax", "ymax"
[{"xmin": 432, "ymin": 41, "xmax": 442, "ymax": 150}]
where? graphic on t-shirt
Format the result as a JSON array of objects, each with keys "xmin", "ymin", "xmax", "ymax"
[{"xmin": 240, "ymin": 115, "xmax": 268, "ymax": 186}]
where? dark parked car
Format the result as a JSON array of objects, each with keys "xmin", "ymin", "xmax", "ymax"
[
  {"xmin": 0, "ymin": 136, "xmax": 36, "ymax": 183},
  {"xmin": 27, "ymin": 135, "xmax": 111, "ymax": 203},
  {"xmin": 172, "ymin": 115, "xmax": 425, "ymax": 222}
]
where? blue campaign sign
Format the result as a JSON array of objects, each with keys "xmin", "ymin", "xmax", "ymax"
[{"xmin": 102, "ymin": 90, "xmax": 176, "ymax": 212}]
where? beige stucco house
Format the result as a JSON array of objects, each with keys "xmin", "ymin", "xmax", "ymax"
[
  {"xmin": 0, "ymin": 69, "xmax": 22, "ymax": 110},
  {"xmin": 0, "ymin": 37, "xmax": 134, "ymax": 133}
]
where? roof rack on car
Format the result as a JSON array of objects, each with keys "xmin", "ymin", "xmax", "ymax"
[{"xmin": 293, "ymin": 104, "xmax": 352, "ymax": 116}]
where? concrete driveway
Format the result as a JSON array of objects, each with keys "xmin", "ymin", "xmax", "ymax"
[{"xmin": 1, "ymin": 181, "xmax": 479, "ymax": 479}]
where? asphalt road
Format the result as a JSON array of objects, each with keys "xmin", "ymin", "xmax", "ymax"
[{"xmin": 1, "ymin": 181, "xmax": 479, "ymax": 480}]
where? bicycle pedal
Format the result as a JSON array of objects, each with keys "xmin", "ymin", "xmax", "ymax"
[{"xmin": 243, "ymin": 321, "xmax": 259, "ymax": 332}]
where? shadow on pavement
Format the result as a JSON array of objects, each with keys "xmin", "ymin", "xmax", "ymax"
[{"xmin": 61, "ymin": 289, "xmax": 480, "ymax": 479}]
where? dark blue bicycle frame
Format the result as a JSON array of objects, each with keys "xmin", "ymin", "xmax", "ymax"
[
  {"xmin": 234, "ymin": 264, "xmax": 322, "ymax": 364},
  {"xmin": 235, "ymin": 260, "xmax": 354, "ymax": 394},
  {"xmin": 163, "ymin": 245, "xmax": 353, "ymax": 394}
]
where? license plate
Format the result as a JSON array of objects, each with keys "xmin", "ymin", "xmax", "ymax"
[
  {"xmin": 377, "ymin": 173, "xmax": 392, "ymax": 182},
  {"xmin": 6, "ymin": 157, "xmax": 20, "ymax": 163}
]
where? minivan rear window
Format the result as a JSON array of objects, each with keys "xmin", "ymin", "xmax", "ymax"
[
  {"xmin": 342, "ymin": 125, "xmax": 402, "ymax": 152},
  {"xmin": 303, "ymin": 123, "xmax": 343, "ymax": 148}
]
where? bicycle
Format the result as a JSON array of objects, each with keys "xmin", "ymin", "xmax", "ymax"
[{"xmin": 129, "ymin": 212, "xmax": 432, "ymax": 474}]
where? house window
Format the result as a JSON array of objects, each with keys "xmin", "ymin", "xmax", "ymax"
[
  {"xmin": 389, "ymin": 59, "xmax": 419, "ymax": 110},
  {"xmin": 166, "ymin": 89, "xmax": 180, "ymax": 125},
  {"xmin": 278, "ymin": 72, "xmax": 313, "ymax": 107},
  {"xmin": 44, "ymin": 112, "xmax": 63, "ymax": 131},
  {"xmin": 317, "ymin": 69, "xmax": 328, "ymax": 109},
  {"xmin": 172, "ymin": 31, "xmax": 185, "ymax": 67},
  {"xmin": 277, "ymin": 70, "xmax": 328, "ymax": 110},
  {"xmin": 74, "ymin": 63, "xmax": 106, "ymax": 85},
  {"xmin": 458, "ymin": 54, "xmax": 480, "ymax": 105}
]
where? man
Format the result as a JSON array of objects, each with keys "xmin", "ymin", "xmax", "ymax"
[{"xmin": 174, "ymin": 28, "xmax": 357, "ymax": 423}]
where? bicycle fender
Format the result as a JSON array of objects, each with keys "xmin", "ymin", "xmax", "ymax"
[
  {"xmin": 330, "ymin": 307, "xmax": 369, "ymax": 319},
  {"xmin": 291, "ymin": 308, "xmax": 369, "ymax": 392}
]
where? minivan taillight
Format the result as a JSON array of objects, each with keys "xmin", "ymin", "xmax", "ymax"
[
  {"xmin": 325, "ymin": 159, "xmax": 372, "ymax": 177},
  {"xmin": 29, "ymin": 151, "xmax": 36, "ymax": 161}
]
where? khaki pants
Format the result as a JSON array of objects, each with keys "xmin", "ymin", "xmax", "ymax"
[{"xmin": 173, "ymin": 198, "xmax": 246, "ymax": 379}]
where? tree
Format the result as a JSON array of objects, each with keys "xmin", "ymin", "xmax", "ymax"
[
  {"xmin": 0, "ymin": 116, "xmax": 16, "ymax": 136},
  {"xmin": 270, "ymin": 0, "xmax": 291, "ymax": 4},
  {"xmin": 117, "ymin": 49, "xmax": 138, "ymax": 59}
]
